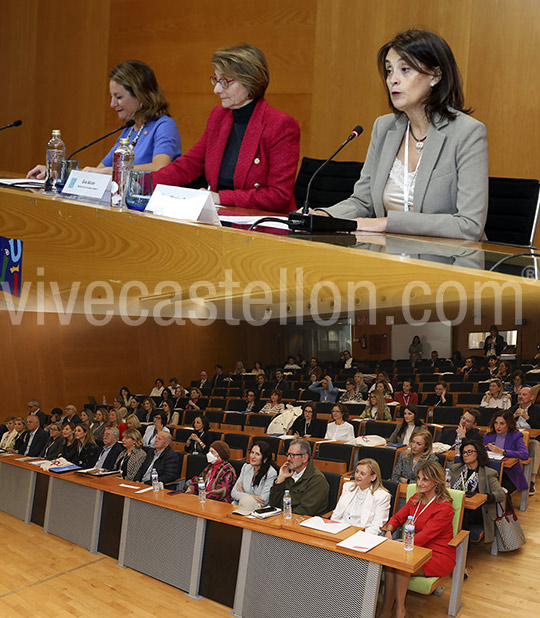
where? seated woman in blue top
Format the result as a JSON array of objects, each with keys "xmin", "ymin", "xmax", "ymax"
[
  {"xmin": 27, "ymin": 60, "xmax": 181, "ymax": 178},
  {"xmin": 231, "ymin": 441, "xmax": 277, "ymax": 507}
]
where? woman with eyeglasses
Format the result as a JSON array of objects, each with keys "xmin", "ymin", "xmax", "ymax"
[
  {"xmin": 153, "ymin": 44, "xmax": 300, "ymax": 213},
  {"xmin": 450, "ymin": 439, "xmax": 505, "ymax": 544}
]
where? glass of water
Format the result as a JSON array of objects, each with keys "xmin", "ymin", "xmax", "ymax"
[
  {"xmin": 125, "ymin": 170, "xmax": 154, "ymax": 211},
  {"xmin": 57, "ymin": 159, "xmax": 79, "ymax": 192}
]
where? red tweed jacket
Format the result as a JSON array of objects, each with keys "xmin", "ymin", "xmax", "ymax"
[{"xmin": 153, "ymin": 98, "xmax": 300, "ymax": 213}]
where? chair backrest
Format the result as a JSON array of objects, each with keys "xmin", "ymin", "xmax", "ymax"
[
  {"xmin": 246, "ymin": 414, "xmax": 273, "ymax": 428},
  {"xmin": 230, "ymin": 458, "xmax": 246, "ymax": 477},
  {"xmin": 205, "ymin": 410, "xmax": 225, "ymax": 424},
  {"xmin": 485, "ymin": 176, "xmax": 540, "ymax": 246},
  {"xmin": 223, "ymin": 412, "xmax": 246, "ymax": 427},
  {"xmin": 185, "ymin": 454, "xmax": 207, "ymax": 480},
  {"xmin": 252, "ymin": 436, "xmax": 281, "ymax": 459},
  {"xmin": 316, "ymin": 443, "xmax": 354, "ymax": 467},
  {"xmin": 382, "ymin": 479, "xmax": 400, "ymax": 515},
  {"xmin": 355, "ymin": 446, "xmax": 398, "ymax": 480},
  {"xmin": 405, "ymin": 484, "xmax": 465, "ymax": 535},
  {"xmin": 224, "ymin": 433, "xmax": 251, "ymax": 455},
  {"xmin": 322, "ymin": 470, "xmax": 342, "ymax": 512},
  {"xmin": 432, "ymin": 407, "xmax": 463, "ymax": 425},
  {"xmin": 363, "ymin": 421, "xmax": 397, "ymax": 439},
  {"xmin": 183, "ymin": 410, "xmax": 199, "ymax": 426},
  {"xmin": 174, "ymin": 428, "xmax": 193, "ymax": 442}
]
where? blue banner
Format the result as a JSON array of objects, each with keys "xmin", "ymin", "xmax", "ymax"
[{"xmin": 0, "ymin": 236, "xmax": 23, "ymax": 297}]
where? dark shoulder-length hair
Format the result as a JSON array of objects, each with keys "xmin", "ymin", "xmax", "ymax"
[
  {"xmin": 377, "ymin": 28, "xmax": 470, "ymax": 122},
  {"xmin": 459, "ymin": 439, "xmax": 489, "ymax": 467},
  {"xmin": 397, "ymin": 404, "xmax": 423, "ymax": 439},
  {"xmin": 488, "ymin": 409, "xmax": 517, "ymax": 433}
]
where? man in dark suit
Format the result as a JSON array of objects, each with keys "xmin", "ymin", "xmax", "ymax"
[
  {"xmin": 27, "ymin": 399, "xmax": 47, "ymax": 426},
  {"xmin": 198, "ymin": 370, "xmax": 211, "ymax": 395},
  {"xmin": 210, "ymin": 365, "xmax": 227, "ymax": 389},
  {"xmin": 440, "ymin": 409, "xmax": 481, "ymax": 448},
  {"xmin": 136, "ymin": 432, "xmax": 181, "ymax": 486},
  {"xmin": 271, "ymin": 368, "xmax": 289, "ymax": 392},
  {"xmin": 18, "ymin": 415, "xmax": 49, "ymax": 456},
  {"xmin": 62, "ymin": 404, "xmax": 82, "ymax": 426},
  {"xmin": 94, "ymin": 427, "xmax": 124, "ymax": 470},
  {"xmin": 510, "ymin": 386, "xmax": 540, "ymax": 495}
]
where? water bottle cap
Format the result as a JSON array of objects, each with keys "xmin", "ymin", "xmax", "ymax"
[
  {"xmin": 119, "ymin": 137, "xmax": 130, "ymax": 145},
  {"xmin": 52, "ymin": 129, "xmax": 61, "ymax": 136},
  {"xmin": 407, "ymin": 515, "xmax": 413, "ymax": 520},
  {"xmin": 284, "ymin": 489, "xmax": 290, "ymax": 494}
]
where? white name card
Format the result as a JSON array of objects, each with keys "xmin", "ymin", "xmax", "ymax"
[
  {"xmin": 147, "ymin": 184, "xmax": 221, "ymax": 227},
  {"xmin": 62, "ymin": 171, "xmax": 111, "ymax": 201}
]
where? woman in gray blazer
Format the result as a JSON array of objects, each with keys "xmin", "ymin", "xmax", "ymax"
[{"xmin": 320, "ymin": 29, "xmax": 488, "ymax": 240}]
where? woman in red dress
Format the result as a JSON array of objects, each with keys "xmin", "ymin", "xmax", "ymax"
[{"xmin": 379, "ymin": 461, "xmax": 455, "ymax": 618}]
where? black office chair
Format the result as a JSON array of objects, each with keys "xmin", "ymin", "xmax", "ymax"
[
  {"xmin": 184, "ymin": 454, "xmax": 207, "ymax": 480},
  {"xmin": 293, "ymin": 157, "xmax": 363, "ymax": 210},
  {"xmin": 322, "ymin": 471, "xmax": 342, "ymax": 512},
  {"xmin": 485, "ymin": 177, "xmax": 540, "ymax": 246},
  {"xmin": 432, "ymin": 407, "xmax": 464, "ymax": 425},
  {"xmin": 362, "ymin": 421, "xmax": 396, "ymax": 439},
  {"xmin": 355, "ymin": 446, "xmax": 397, "ymax": 480}
]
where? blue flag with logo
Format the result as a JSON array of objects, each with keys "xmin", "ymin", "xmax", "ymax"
[{"xmin": 0, "ymin": 236, "xmax": 23, "ymax": 297}]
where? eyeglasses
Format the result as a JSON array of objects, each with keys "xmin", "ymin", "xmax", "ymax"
[
  {"xmin": 462, "ymin": 450, "xmax": 477, "ymax": 456},
  {"xmin": 210, "ymin": 75, "xmax": 235, "ymax": 89},
  {"xmin": 287, "ymin": 453, "xmax": 303, "ymax": 458}
]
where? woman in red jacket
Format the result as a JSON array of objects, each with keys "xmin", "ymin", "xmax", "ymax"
[
  {"xmin": 153, "ymin": 44, "xmax": 300, "ymax": 213},
  {"xmin": 379, "ymin": 461, "xmax": 455, "ymax": 618}
]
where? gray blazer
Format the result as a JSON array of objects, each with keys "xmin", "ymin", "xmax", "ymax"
[{"xmin": 324, "ymin": 111, "xmax": 488, "ymax": 240}]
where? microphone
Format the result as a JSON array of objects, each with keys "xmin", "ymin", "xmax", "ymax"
[
  {"xmin": 67, "ymin": 119, "xmax": 135, "ymax": 159},
  {"xmin": 287, "ymin": 125, "xmax": 363, "ymax": 233},
  {"xmin": 0, "ymin": 119, "xmax": 23, "ymax": 132}
]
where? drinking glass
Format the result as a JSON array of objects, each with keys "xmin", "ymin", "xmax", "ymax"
[
  {"xmin": 125, "ymin": 170, "xmax": 154, "ymax": 211},
  {"xmin": 57, "ymin": 160, "xmax": 79, "ymax": 192}
]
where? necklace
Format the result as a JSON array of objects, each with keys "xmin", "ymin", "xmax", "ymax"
[
  {"xmin": 409, "ymin": 125, "xmax": 428, "ymax": 153},
  {"xmin": 126, "ymin": 123, "xmax": 146, "ymax": 147}
]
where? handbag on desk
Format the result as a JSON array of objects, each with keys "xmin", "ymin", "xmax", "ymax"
[{"xmin": 494, "ymin": 494, "xmax": 525, "ymax": 552}]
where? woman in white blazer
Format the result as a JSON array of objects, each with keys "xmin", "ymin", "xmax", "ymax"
[{"xmin": 332, "ymin": 458, "xmax": 391, "ymax": 534}]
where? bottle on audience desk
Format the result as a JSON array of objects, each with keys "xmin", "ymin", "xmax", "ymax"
[
  {"xmin": 283, "ymin": 489, "xmax": 292, "ymax": 520},
  {"xmin": 111, "ymin": 137, "xmax": 134, "ymax": 208},
  {"xmin": 198, "ymin": 476, "xmax": 206, "ymax": 503},
  {"xmin": 404, "ymin": 516, "xmax": 415, "ymax": 551},
  {"xmin": 445, "ymin": 468, "xmax": 452, "ymax": 488},
  {"xmin": 454, "ymin": 433, "xmax": 462, "ymax": 451},
  {"xmin": 44, "ymin": 129, "xmax": 65, "ymax": 193},
  {"xmin": 151, "ymin": 468, "xmax": 159, "ymax": 492}
]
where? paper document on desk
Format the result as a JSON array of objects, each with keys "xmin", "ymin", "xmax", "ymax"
[
  {"xmin": 337, "ymin": 530, "xmax": 387, "ymax": 552},
  {"xmin": 487, "ymin": 452, "xmax": 504, "ymax": 460},
  {"xmin": 148, "ymin": 185, "xmax": 221, "ymax": 226},
  {"xmin": 300, "ymin": 517, "xmax": 351, "ymax": 534}
]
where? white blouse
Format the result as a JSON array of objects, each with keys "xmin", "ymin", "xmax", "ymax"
[
  {"xmin": 324, "ymin": 421, "xmax": 355, "ymax": 442},
  {"xmin": 382, "ymin": 156, "xmax": 420, "ymax": 212}
]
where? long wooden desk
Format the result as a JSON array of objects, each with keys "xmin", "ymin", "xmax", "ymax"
[{"xmin": 0, "ymin": 453, "xmax": 432, "ymax": 618}]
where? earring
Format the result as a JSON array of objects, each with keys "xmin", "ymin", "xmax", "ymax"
[
  {"xmin": 434, "ymin": 484, "xmax": 439, "ymax": 491},
  {"xmin": 430, "ymin": 81, "xmax": 436, "ymax": 87}
]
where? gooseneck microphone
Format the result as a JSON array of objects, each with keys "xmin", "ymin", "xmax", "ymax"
[
  {"xmin": 302, "ymin": 125, "xmax": 363, "ymax": 214},
  {"xmin": 0, "ymin": 119, "xmax": 23, "ymax": 132},
  {"xmin": 67, "ymin": 119, "xmax": 135, "ymax": 159}
]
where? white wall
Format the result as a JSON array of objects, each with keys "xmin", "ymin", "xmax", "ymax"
[{"xmin": 391, "ymin": 323, "xmax": 453, "ymax": 360}]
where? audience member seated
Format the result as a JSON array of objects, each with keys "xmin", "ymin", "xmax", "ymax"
[
  {"xmin": 115, "ymin": 429, "xmax": 147, "ymax": 481},
  {"xmin": 40, "ymin": 422, "xmax": 64, "ymax": 460},
  {"xmin": 27, "ymin": 399, "xmax": 47, "ymax": 427},
  {"xmin": 353, "ymin": 371, "xmax": 369, "ymax": 397},
  {"xmin": 308, "ymin": 375, "xmax": 340, "ymax": 402},
  {"xmin": 143, "ymin": 412, "xmax": 170, "ymax": 447},
  {"xmin": 149, "ymin": 378, "xmax": 165, "ymax": 397},
  {"xmin": 388, "ymin": 405, "xmax": 423, "ymax": 445},
  {"xmin": 72, "ymin": 424, "xmax": 100, "ymax": 468},
  {"xmin": 496, "ymin": 360, "xmax": 511, "ymax": 383},
  {"xmin": 197, "ymin": 371, "xmax": 211, "ymax": 394},
  {"xmin": 374, "ymin": 379, "xmax": 395, "ymax": 402},
  {"xmin": 394, "ymin": 378, "xmax": 418, "ymax": 407},
  {"xmin": 128, "ymin": 397, "xmax": 144, "ymax": 420},
  {"xmin": 108, "ymin": 408, "xmax": 128, "ymax": 439},
  {"xmin": 486, "ymin": 355, "xmax": 499, "ymax": 377},
  {"xmin": 136, "ymin": 431, "xmax": 181, "ymax": 486},
  {"xmin": 509, "ymin": 386, "xmax": 540, "ymax": 495},
  {"xmin": 408, "ymin": 335, "xmax": 423, "ymax": 359},
  {"xmin": 308, "ymin": 357, "xmax": 323, "ymax": 380},
  {"xmin": 119, "ymin": 386, "xmax": 132, "ymax": 407},
  {"xmin": 210, "ymin": 365, "xmax": 227, "ymax": 389},
  {"xmin": 89, "ymin": 407, "xmax": 109, "ymax": 442},
  {"xmin": 391, "ymin": 427, "xmax": 438, "ymax": 483},
  {"xmin": 251, "ymin": 361, "xmax": 266, "ymax": 375},
  {"xmin": 440, "ymin": 409, "xmax": 482, "ymax": 448},
  {"xmin": 360, "ymin": 391, "xmax": 392, "ymax": 421},
  {"xmin": 255, "ymin": 374, "xmax": 267, "ymax": 395},
  {"xmin": 368, "ymin": 371, "xmax": 395, "ymax": 394},
  {"xmin": 340, "ymin": 378, "xmax": 365, "ymax": 403},
  {"xmin": 161, "ymin": 400, "xmax": 180, "ymax": 425},
  {"xmin": 233, "ymin": 360, "xmax": 247, "ymax": 375},
  {"xmin": 484, "ymin": 325, "xmax": 505, "ymax": 357},
  {"xmin": 381, "ymin": 462, "xmax": 455, "ymax": 618},
  {"xmin": 0, "ymin": 417, "xmax": 17, "ymax": 450},
  {"xmin": 168, "ymin": 378, "xmax": 184, "ymax": 396},
  {"xmin": 269, "ymin": 439, "xmax": 329, "ymax": 516},
  {"xmin": 17, "ymin": 415, "xmax": 48, "ymax": 457},
  {"xmin": 506, "ymin": 370, "xmax": 528, "ymax": 397},
  {"xmin": 450, "ymin": 439, "xmax": 505, "ymax": 543},
  {"xmin": 332, "ymin": 459, "xmax": 391, "ymax": 533},
  {"xmin": 422, "ymin": 381, "xmax": 452, "ymax": 407},
  {"xmin": 458, "ymin": 357, "xmax": 477, "ymax": 378},
  {"xmin": 60, "ymin": 422, "xmax": 78, "ymax": 462},
  {"xmin": 80, "ymin": 408, "xmax": 94, "ymax": 429},
  {"xmin": 240, "ymin": 390, "xmax": 262, "ymax": 414},
  {"xmin": 112, "ymin": 396, "xmax": 127, "ymax": 420},
  {"xmin": 324, "ymin": 403, "xmax": 355, "ymax": 441},
  {"xmin": 481, "ymin": 378, "xmax": 510, "ymax": 409},
  {"xmin": 260, "ymin": 390, "xmax": 285, "ymax": 415},
  {"xmin": 429, "ymin": 350, "xmax": 442, "ymax": 367},
  {"xmin": 184, "ymin": 415, "xmax": 211, "ymax": 455},
  {"xmin": 185, "ymin": 388, "xmax": 207, "ymax": 412},
  {"xmin": 295, "ymin": 354, "xmax": 306, "ymax": 369},
  {"xmin": 290, "ymin": 403, "xmax": 327, "ymax": 438},
  {"xmin": 452, "ymin": 350, "xmax": 464, "ymax": 369},
  {"xmin": 62, "ymin": 404, "xmax": 82, "ymax": 426},
  {"xmin": 483, "ymin": 410, "xmax": 529, "ymax": 494},
  {"xmin": 185, "ymin": 440, "xmax": 237, "ymax": 502},
  {"xmin": 48, "ymin": 408, "xmax": 63, "ymax": 426},
  {"xmin": 271, "ymin": 368, "xmax": 290, "ymax": 391},
  {"xmin": 231, "ymin": 441, "xmax": 278, "ymax": 507},
  {"xmin": 125, "ymin": 413, "xmax": 143, "ymax": 435},
  {"xmin": 284, "ymin": 355, "xmax": 301, "ymax": 370},
  {"xmin": 8, "ymin": 418, "xmax": 28, "ymax": 454},
  {"xmin": 337, "ymin": 349, "xmax": 356, "ymax": 369},
  {"xmin": 94, "ymin": 427, "xmax": 123, "ymax": 470},
  {"xmin": 160, "ymin": 388, "xmax": 173, "ymax": 406}
]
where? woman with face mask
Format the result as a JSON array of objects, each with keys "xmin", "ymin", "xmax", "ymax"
[{"xmin": 184, "ymin": 440, "xmax": 237, "ymax": 502}]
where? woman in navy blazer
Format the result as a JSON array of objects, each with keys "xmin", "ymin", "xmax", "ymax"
[
  {"xmin": 483, "ymin": 410, "xmax": 528, "ymax": 492},
  {"xmin": 153, "ymin": 44, "xmax": 300, "ymax": 213}
]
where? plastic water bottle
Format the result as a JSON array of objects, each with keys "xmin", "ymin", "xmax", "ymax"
[
  {"xmin": 151, "ymin": 468, "xmax": 159, "ymax": 492},
  {"xmin": 111, "ymin": 137, "xmax": 134, "ymax": 208},
  {"xmin": 404, "ymin": 516, "xmax": 415, "ymax": 551},
  {"xmin": 198, "ymin": 476, "xmax": 206, "ymax": 503},
  {"xmin": 45, "ymin": 129, "xmax": 65, "ymax": 193},
  {"xmin": 445, "ymin": 467, "xmax": 452, "ymax": 488},
  {"xmin": 283, "ymin": 489, "xmax": 292, "ymax": 519},
  {"xmin": 455, "ymin": 433, "xmax": 462, "ymax": 451}
]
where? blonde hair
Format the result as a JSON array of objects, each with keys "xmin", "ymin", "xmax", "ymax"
[
  {"xmin": 122, "ymin": 428, "xmax": 143, "ymax": 448},
  {"xmin": 212, "ymin": 44, "xmax": 269, "ymax": 99},
  {"xmin": 367, "ymin": 390, "xmax": 388, "ymax": 420},
  {"xmin": 109, "ymin": 60, "xmax": 170, "ymax": 124},
  {"xmin": 405, "ymin": 427, "xmax": 434, "ymax": 461},
  {"xmin": 356, "ymin": 458, "xmax": 388, "ymax": 495},
  {"xmin": 126, "ymin": 413, "xmax": 142, "ymax": 429},
  {"xmin": 412, "ymin": 460, "xmax": 453, "ymax": 505}
]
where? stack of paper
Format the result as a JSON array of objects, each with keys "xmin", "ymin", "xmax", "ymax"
[
  {"xmin": 300, "ymin": 517, "xmax": 350, "ymax": 534},
  {"xmin": 337, "ymin": 530, "xmax": 387, "ymax": 552}
]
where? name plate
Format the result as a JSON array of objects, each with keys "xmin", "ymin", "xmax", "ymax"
[
  {"xmin": 62, "ymin": 170, "xmax": 111, "ymax": 200},
  {"xmin": 147, "ymin": 184, "xmax": 221, "ymax": 226}
]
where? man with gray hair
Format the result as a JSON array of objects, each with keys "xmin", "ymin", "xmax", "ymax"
[
  {"xmin": 135, "ymin": 431, "xmax": 180, "ymax": 486},
  {"xmin": 510, "ymin": 386, "xmax": 540, "ymax": 495},
  {"xmin": 94, "ymin": 427, "xmax": 123, "ymax": 470},
  {"xmin": 27, "ymin": 399, "xmax": 47, "ymax": 426},
  {"xmin": 62, "ymin": 404, "xmax": 82, "ymax": 426},
  {"xmin": 269, "ymin": 438, "xmax": 329, "ymax": 516}
]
